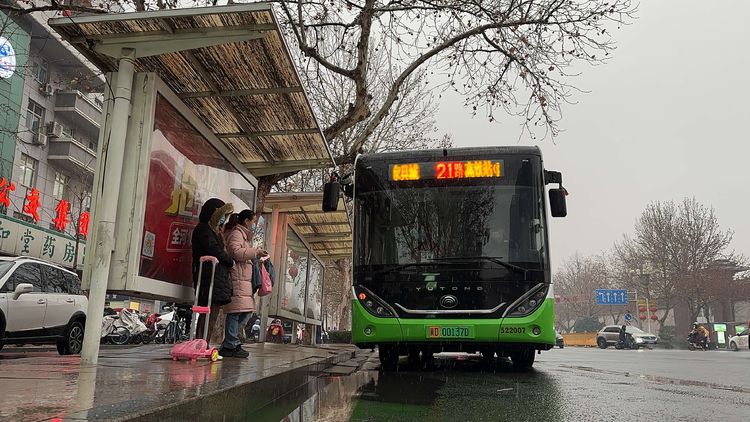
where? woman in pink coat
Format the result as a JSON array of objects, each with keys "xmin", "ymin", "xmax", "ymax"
[{"xmin": 220, "ymin": 209, "xmax": 267, "ymax": 358}]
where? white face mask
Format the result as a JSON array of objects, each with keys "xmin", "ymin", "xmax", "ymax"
[{"xmin": 218, "ymin": 215, "xmax": 226, "ymax": 226}]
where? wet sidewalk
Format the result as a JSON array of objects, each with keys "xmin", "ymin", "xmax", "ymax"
[{"xmin": 0, "ymin": 343, "xmax": 358, "ymax": 421}]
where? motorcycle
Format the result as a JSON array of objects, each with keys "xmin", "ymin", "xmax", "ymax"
[
  {"xmin": 687, "ymin": 332, "xmax": 709, "ymax": 351},
  {"xmin": 615, "ymin": 334, "xmax": 636, "ymax": 350},
  {"xmin": 121, "ymin": 308, "xmax": 149, "ymax": 343},
  {"xmin": 100, "ymin": 309, "xmax": 146, "ymax": 345}
]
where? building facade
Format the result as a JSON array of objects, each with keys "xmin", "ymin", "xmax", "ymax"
[{"xmin": 0, "ymin": 10, "xmax": 102, "ymax": 270}]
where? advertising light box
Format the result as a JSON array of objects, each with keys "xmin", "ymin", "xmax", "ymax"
[
  {"xmin": 85, "ymin": 75, "xmax": 258, "ymax": 301},
  {"xmin": 138, "ymin": 94, "xmax": 255, "ymax": 288}
]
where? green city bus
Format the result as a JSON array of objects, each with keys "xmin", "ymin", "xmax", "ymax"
[{"xmin": 327, "ymin": 146, "xmax": 567, "ymax": 370}]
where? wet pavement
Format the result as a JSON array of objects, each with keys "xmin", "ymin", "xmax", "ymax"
[
  {"xmin": 2, "ymin": 345, "xmax": 748, "ymax": 421},
  {"xmin": 278, "ymin": 348, "xmax": 750, "ymax": 422},
  {"xmin": 0, "ymin": 343, "xmax": 357, "ymax": 421}
]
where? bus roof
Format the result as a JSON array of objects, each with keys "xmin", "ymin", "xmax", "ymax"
[{"xmin": 357, "ymin": 146, "xmax": 542, "ymax": 163}]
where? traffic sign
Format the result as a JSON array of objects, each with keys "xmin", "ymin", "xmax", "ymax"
[
  {"xmin": 595, "ymin": 289, "xmax": 628, "ymax": 305},
  {"xmin": 624, "ymin": 313, "xmax": 633, "ymax": 322}
]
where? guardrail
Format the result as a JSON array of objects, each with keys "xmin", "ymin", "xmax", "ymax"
[{"xmin": 562, "ymin": 332, "xmax": 598, "ymax": 347}]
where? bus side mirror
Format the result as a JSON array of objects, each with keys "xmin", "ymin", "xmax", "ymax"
[
  {"xmin": 549, "ymin": 189, "xmax": 567, "ymax": 217},
  {"xmin": 323, "ymin": 181, "xmax": 340, "ymax": 212}
]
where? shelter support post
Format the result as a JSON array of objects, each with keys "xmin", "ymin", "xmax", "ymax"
[
  {"xmin": 259, "ymin": 205, "xmax": 281, "ymax": 342},
  {"xmin": 81, "ymin": 49, "xmax": 136, "ymax": 366}
]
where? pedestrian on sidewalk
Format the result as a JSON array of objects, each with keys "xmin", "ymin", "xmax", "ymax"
[
  {"xmin": 220, "ymin": 209, "xmax": 268, "ymax": 358},
  {"xmin": 192, "ymin": 198, "xmax": 235, "ymax": 342}
]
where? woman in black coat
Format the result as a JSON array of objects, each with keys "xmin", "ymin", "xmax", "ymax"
[{"xmin": 192, "ymin": 198, "xmax": 234, "ymax": 340}]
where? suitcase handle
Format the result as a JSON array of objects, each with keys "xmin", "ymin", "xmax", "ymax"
[{"xmin": 191, "ymin": 256, "xmax": 219, "ymax": 343}]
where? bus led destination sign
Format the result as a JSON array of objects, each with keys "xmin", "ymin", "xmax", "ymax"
[{"xmin": 390, "ymin": 160, "xmax": 503, "ymax": 181}]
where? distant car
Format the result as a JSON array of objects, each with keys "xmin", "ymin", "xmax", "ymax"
[
  {"xmin": 597, "ymin": 325, "xmax": 658, "ymax": 349},
  {"xmin": 0, "ymin": 257, "xmax": 87, "ymax": 355},
  {"xmin": 555, "ymin": 331, "xmax": 564, "ymax": 348},
  {"xmin": 728, "ymin": 330, "xmax": 748, "ymax": 351}
]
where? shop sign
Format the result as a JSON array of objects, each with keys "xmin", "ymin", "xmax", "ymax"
[{"xmin": 0, "ymin": 215, "xmax": 85, "ymax": 267}]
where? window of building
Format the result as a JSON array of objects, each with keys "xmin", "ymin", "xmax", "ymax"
[
  {"xmin": 19, "ymin": 154, "xmax": 38, "ymax": 187},
  {"xmin": 61, "ymin": 124, "xmax": 75, "ymax": 139},
  {"xmin": 33, "ymin": 60, "xmax": 49, "ymax": 84},
  {"xmin": 53, "ymin": 171, "xmax": 69, "ymax": 200},
  {"xmin": 25, "ymin": 99, "xmax": 45, "ymax": 134},
  {"xmin": 83, "ymin": 191, "xmax": 91, "ymax": 210}
]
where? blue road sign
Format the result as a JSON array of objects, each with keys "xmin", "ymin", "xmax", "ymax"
[
  {"xmin": 595, "ymin": 289, "xmax": 629, "ymax": 305},
  {"xmin": 624, "ymin": 313, "xmax": 633, "ymax": 321}
]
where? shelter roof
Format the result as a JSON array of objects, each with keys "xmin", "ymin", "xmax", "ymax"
[
  {"xmin": 48, "ymin": 4, "xmax": 333, "ymax": 177},
  {"xmin": 264, "ymin": 192, "xmax": 351, "ymax": 261}
]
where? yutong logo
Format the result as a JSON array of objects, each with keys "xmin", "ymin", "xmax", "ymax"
[
  {"xmin": 415, "ymin": 285, "xmax": 484, "ymax": 292},
  {"xmin": 440, "ymin": 295, "xmax": 458, "ymax": 309}
]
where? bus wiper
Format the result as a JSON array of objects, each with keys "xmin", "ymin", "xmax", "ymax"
[
  {"xmin": 372, "ymin": 263, "xmax": 433, "ymax": 277},
  {"xmin": 430, "ymin": 256, "xmax": 528, "ymax": 280}
]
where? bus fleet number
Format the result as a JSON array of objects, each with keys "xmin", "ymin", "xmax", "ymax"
[{"xmin": 501, "ymin": 327, "xmax": 526, "ymax": 334}]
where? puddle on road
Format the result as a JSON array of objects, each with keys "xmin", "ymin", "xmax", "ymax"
[
  {"xmin": 272, "ymin": 356, "xmax": 565, "ymax": 422},
  {"xmin": 559, "ymin": 364, "xmax": 750, "ymax": 394}
]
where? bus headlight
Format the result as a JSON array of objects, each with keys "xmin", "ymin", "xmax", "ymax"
[
  {"xmin": 354, "ymin": 286, "xmax": 395, "ymax": 318},
  {"xmin": 506, "ymin": 285, "xmax": 548, "ymax": 317}
]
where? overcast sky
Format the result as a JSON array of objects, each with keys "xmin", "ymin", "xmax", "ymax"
[{"xmin": 435, "ymin": 0, "xmax": 750, "ymax": 271}]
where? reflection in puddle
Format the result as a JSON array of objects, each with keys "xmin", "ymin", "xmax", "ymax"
[
  {"xmin": 277, "ymin": 357, "xmax": 565, "ymax": 422},
  {"xmin": 272, "ymin": 371, "xmax": 378, "ymax": 422}
]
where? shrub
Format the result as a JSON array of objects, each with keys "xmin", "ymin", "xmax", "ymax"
[
  {"xmin": 573, "ymin": 316, "xmax": 603, "ymax": 333},
  {"xmin": 327, "ymin": 331, "xmax": 352, "ymax": 344}
]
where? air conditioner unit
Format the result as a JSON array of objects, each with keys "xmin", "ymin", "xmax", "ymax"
[
  {"xmin": 33, "ymin": 132, "xmax": 47, "ymax": 146},
  {"xmin": 46, "ymin": 121, "xmax": 63, "ymax": 138},
  {"xmin": 40, "ymin": 84, "xmax": 54, "ymax": 97}
]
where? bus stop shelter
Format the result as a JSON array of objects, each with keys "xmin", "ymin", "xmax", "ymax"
[
  {"xmin": 258, "ymin": 192, "xmax": 351, "ymax": 342},
  {"xmin": 48, "ymin": 4, "xmax": 336, "ymax": 364}
]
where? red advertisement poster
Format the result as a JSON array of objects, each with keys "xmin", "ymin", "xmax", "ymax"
[{"xmin": 138, "ymin": 95, "xmax": 255, "ymax": 286}]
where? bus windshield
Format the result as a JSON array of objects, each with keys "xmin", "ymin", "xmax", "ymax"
[{"xmin": 354, "ymin": 154, "xmax": 548, "ymax": 282}]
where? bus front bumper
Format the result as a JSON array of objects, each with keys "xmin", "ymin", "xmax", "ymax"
[{"xmin": 351, "ymin": 298, "xmax": 556, "ymax": 351}]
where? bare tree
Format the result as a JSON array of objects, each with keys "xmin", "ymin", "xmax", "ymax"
[
  {"xmin": 617, "ymin": 198, "xmax": 734, "ymax": 335},
  {"xmin": 554, "ymin": 253, "xmax": 610, "ymax": 332},
  {"xmin": 63, "ymin": 167, "xmax": 93, "ymax": 271},
  {"xmin": 4, "ymin": 1, "xmax": 637, "ymax": 211}
]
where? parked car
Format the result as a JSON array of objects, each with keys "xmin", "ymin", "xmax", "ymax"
[
  {"xmin": 555, "ymin": 331, "xmax": 564, "ymax": 348},
  {"xmin": 0, "ymin": 257, "xmax": 86, "ymax": 355},
  {"xmin": 597, "ymin": 325, "xmax": 658, "ymax": 349},
  {"xmin": 728, "ymin": 330, "xmax": 748, "ymax": 351}
]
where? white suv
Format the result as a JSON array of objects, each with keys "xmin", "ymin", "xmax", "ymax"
[{"xmin": 0, "ymin": 257, "xmax": 87, "ymax": 355}]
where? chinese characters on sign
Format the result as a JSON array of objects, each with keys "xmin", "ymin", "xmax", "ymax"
[
  {"xmin": 23, "ymin": 188, "xmax": 41, "ymax": 222},
  {"xmin": 0, "ymin": 179, "xmax": 89, "ymax": 238},
  {"xmin": 63, "ymin": 243, "xmax": 76, "ymax": 263},
  {"xmin": 390, "ymin": 160, "xmax": 504, "ymax": 181},
  {"xmin": 20, "ymin": 229, "xmax": 34, "ymax": 254},
  {"xmin": 0, "ymin": 220, "xmax": 10, "ymax": 240},
  {"xmin": 0, "ymin": 178, "xmax": 15, "ymax": 207},
  {"xmin": 53, "ymin": 200, "xmax": 70, "ymax": 231},
  {"xmin": 42, "ymin": 235, "xmax": 56, "ymax": 259},
  {"xmin": 0, "ymin": 215, "xmax": 84, "ymax": 267},
  {"xmin": 78, "ymin": 211, "xmax": 90, "ymax": 238}
]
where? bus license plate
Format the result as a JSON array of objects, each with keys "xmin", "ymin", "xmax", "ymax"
[{"xmin": 427, "ymin": 326, "xmax": 474, "ymax": 339}]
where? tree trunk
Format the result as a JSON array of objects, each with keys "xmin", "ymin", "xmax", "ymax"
[
  {"xmin": 673, "ymin": 299, "xmax": 692, "ymax": 339},
  {"xmin": 255, "ymin": 172, "xmax": 297, "ymax": 216},
  {"xmin": 334, "ymin": 259, "xmax": 351, "ymax": 330}
]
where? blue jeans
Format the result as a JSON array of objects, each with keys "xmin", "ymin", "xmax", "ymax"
[{"xmin": 222, "ymin": 312, "xmax": 249, "ymax": 350}]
